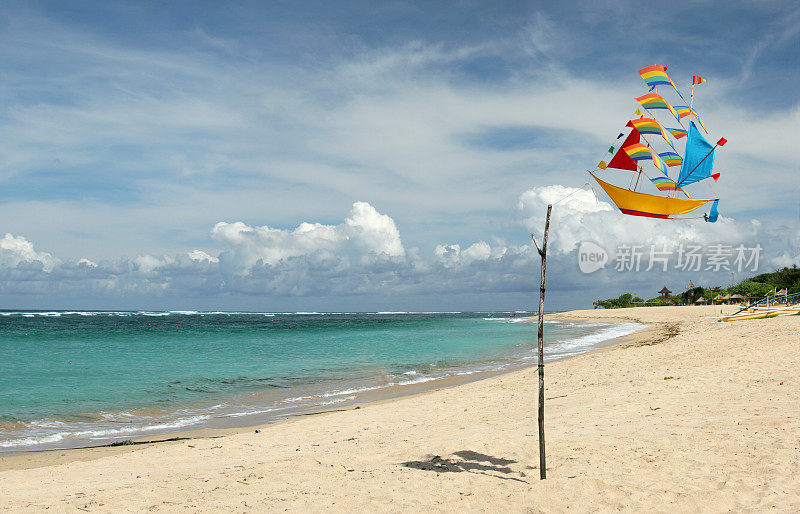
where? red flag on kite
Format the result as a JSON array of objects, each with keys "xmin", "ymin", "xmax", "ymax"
[
  {"xmin": 607, "ymin": 129, "xmax": 640, "ymax": 171},
  {"xmin": 692, "ymin": 75, "xmax": 706, "ymax": 85}
]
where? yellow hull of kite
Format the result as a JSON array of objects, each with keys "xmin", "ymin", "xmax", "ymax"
[{"xmin": 589, "ymin": 172, "xmax": 713, "ymax": 218}]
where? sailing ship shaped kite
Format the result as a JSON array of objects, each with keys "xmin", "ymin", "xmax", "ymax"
[{"xmin": 591, "ymin": 65, "xmax": 726, "ymax": 222}]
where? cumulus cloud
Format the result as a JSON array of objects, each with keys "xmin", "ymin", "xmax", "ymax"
[
  {"xmin": 211, "ymin": 201, "xmax": 404, "ymax": 272},
  {"xmin": 0, "ymin": 202, "xmax": 519, "ymax": 299},
  {"xmin": 0, "ymin": 195, "xmax": 795, "ymax": 305},
  {"xmin": 77, "ymin": 258, "xmax": 97, "ymax": 268},
  {"xmin": 0, "ymin": 233, "xmax": 58, "ymax": 272},
  {"xmin": 771, "ymin": 252, "xmax": 800, "ymax": 269},
  {"xmin": 434, "ymin": 241, "xmax": 508, "ymax": 268}
]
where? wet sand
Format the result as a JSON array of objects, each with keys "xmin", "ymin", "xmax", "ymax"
[{"xmin": 2, "ymin": 305, "xmax": 799, "ymax": 511}]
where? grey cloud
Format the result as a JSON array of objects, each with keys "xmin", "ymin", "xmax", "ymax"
[
  {"xmin": 1, "ymin": 192, "xmax": 797, "ymax": 308},
  {"xmin": 0, "ymin": 203, "xmax": 537, "ymax": 300}
]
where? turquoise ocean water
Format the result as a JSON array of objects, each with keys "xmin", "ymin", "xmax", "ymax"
[{"xmin": 0, "ymin": 311, "xmax": 641, "ymax": 452}]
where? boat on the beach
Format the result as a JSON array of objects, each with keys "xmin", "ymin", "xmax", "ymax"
[
  {"xmin": 592, "ymin": 65, "xmax": 726, "ymax": 221},
  {"xmin": 719, "ymin": 308, "xmax": 800, "ymax": 321},
  {"xmin": 718, "ymin": 292, "xmax": 800, "ymax": 321}
]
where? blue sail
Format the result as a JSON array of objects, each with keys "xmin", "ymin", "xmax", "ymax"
[
  {"xmin": 677, "ymin": 121, "xmax": 715, "ymax": 187},
  {"xmin": 707, "ymin": 199, "xmax": 719, "ymax": 223}
]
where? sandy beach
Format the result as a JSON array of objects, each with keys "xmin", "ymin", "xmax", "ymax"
[{"xmin": 2, "ymin": 305, "xmax": 798, "ymax": 512}]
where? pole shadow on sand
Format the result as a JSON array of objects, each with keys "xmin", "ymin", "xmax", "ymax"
[{"xmin": 401, "ymin": 451, "xmax": 528, "ymax": 482}]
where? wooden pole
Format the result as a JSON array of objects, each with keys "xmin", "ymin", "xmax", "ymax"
[
  {"xmin": 531, "ymin": 203, "xmax": 552, "ymax": 480},
  {"xmin": 633, "ymin": 168, "xmax": 642, "ymax": 192}
]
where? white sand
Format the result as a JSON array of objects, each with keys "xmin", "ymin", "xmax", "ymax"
[{"xmin": 2, "ymin": 305, "xmax": 798, "ymax": 512}]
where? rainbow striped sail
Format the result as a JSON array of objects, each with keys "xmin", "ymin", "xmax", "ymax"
[
  {"xmin": 636, "ymin": 93, "xmax": 680, "ymax": 122},
  {"xmin": 623, "ymin": 143, "xmax": 669, "ymax": 175},
  {"xmin": 674, "ymin": 106, "xmax": 709, "ymax": 133},
  {"xmin": 628, "ymin": 118, "xmax": 662, "ymax": 136},
  {"xmin": 674, "ymin": 105, "xmax": 695, "ymax": 118},
  {"xmin": 658, "ymin": 151, "xmax": 682, "ymax": 167},
  {"xmin": 623, "ymin": 143, "xmax": 652, "ymax": 161},
  {"xmin": 650, "ymin": 176, "xmax": 681, "ymax": 191},
  {"xmin": 666, "ymin": 127, "xmax": 687, "ymax": 139},
  {"xmin": 651, "ymin": 152, "xmax": 669, "ymax": 175},
  {"xmin": 695, "ymin": 113, "xmax": 709, "ymax": 133},
  {"xmin": 629, "ymin": 118, "xmax": 676, "ymax": 150},
  {"xmin": 638, "ymin": 64, "xmax": 689, "ymax": 104},
  {"xmin": 638, "ymin": 65, "xmax": 677, "ymax": 90}
]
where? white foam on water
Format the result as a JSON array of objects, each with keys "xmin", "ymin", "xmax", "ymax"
[
  {"xmin": 483, "ymin": 317, "xmax": 529, "ymax": 323},
  {"xmin": 551, "ymin": 323, "xmax": 642, "ymax": 353},
  {"xmin": 320, "ymin": 385, "xmax": 383, "ymax": 397},
  {"xmin": 225, "ymin": 407, "xmax": 286, "ymax": 418},
  {"xmin": 28, "ymin": 419, "xmax": 67, "ymax": 428},
  {"xmin": 281, "ymin": 395, "xmax": 313, "ymax": 404},
  {"xmin": 318, "ymin": 395, "xmax": 356, "ymax": 406},
  {"xmin": 0, "ymin": 433, "xmax": 65, "ymax": 448},
  {"xmin": 394, "ymin": 375, "xmax": 439, "ymax": 386},
  {"xmin": 83, "ymin": 415, "xmax": 212, "ymax": 438},
  {"xmin": 0, "ymin": 415, "xmax": 213, "ymax": 449}
]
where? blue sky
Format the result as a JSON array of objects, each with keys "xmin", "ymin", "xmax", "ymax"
[{"xmin": 0, "ymin": 1, "xmax": 798, "ymax": 310}]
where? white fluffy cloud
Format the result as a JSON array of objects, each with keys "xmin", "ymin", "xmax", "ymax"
[
  {"xmin": 434, "ymin": 241, "xmax": 508, "ymax": 268},
  {"xmin": 0, "ymin": 195, "xmax": 795, "ymax": 304},
  {"xmin": 210, "ymin": 201, "xmax": 404, "ymax": 272},
  {"xmin": 0, "ymin": 233, "xmax": 58, "ymax": 272},
  {"xmin": 187, "ymin": 250, "xmax": 218, "ymax": 263}
]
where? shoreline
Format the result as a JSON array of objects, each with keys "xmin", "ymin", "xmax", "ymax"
[
  {"xmin": 0, "ymin": 314, "xmax": 651, "ymax": 468},
  {"xmin": 4, "ymin": 305, "xmax": 797, "ymax": 511},
  {"xmin": 0, "ymin": 313, "xmax": 653, "ymax": 471},
  {"xmin": 0, "ymin": 311, "xmax": 571, "ymax": 455}
]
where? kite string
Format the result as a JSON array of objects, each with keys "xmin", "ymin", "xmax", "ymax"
[{"xmin": 552, "ymin": 181, "xmax": 594, "ymax": 206}]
